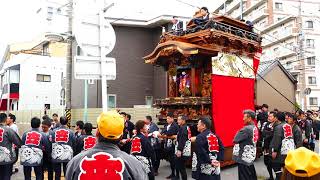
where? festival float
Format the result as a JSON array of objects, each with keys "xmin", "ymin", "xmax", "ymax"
[{"xmin": 143, "ymin": 15, "xmax": 262, "ymax": 165}]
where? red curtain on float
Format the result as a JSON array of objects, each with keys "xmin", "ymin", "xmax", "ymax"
[{"xmin": 211, "ymin": 75, "xmax": 255, "ymax": 147}]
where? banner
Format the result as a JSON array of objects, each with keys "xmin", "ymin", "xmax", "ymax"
[{"xmin": 211, "ymin": 74, "xmax": 255, "ymax": 147}]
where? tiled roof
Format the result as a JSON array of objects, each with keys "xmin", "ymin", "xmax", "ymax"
[{"xmin": 257, "ymin": 60, "xmax": 297, "ymax": 83}]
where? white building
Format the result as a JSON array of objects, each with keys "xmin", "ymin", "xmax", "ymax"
[
  {"xmin": 0, "ymin": 36, "xmax": 67, "ymax": 111},
  {"xmin": 36, "ymin": 0, "xmax": 69, "ymax": 35},
  {"xmin": 214, "ymin": 0, "xmax": 320, "ymax": 110}
]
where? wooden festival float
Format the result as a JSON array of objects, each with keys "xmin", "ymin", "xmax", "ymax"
[{"xmin": 143, "ymin": 15, "xmax": 262, "ymax": 165}]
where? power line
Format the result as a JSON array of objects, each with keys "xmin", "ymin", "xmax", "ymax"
[{"xmin": 236, "ymin": 55, "xmax": 301, "ymax": 111}]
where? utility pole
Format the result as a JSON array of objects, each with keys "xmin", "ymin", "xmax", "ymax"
[
  {"xmin": 240, "ymin": 0, "xmax": 243, "ymax": 20},
  {"xmin": 65, "ymin": 0, "xmax": 73, "ymax": 125},
  {"xmin": 298, "ymin": 0, "xmax": 306, "ymax": 110}
]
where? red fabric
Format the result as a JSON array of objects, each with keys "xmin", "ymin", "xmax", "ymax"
[
  {"xmin": 211, "ymin": 75, "xmax": 255, "ymax": 147},
  {"xmin": 253, "ymin": 48, "xmax": 262, "ymax": 75}
]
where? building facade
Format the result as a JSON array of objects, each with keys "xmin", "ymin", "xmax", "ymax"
[
  {"xmin": 0, "ymin": 35, "xmax": 67, "ymax": 111},
  {"xmin": 70, "ymin": 17, "xmax": 184, "ymax": 109},
  {"xmin": 256, "ymin": 60, "xmax": 297, "ymax": 112},
  {"xmin": 214, "ymin": 0, "xmax": 320, "ymax": 110}
]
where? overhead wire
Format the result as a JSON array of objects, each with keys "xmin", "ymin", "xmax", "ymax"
[{"xmin": 237, "ymin": 55, "xmax": 302, "ymax": 111}]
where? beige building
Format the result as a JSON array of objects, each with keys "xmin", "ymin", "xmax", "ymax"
[
  {"xmin": 214, "ymin": 0, "xmax": 320, "ymax": 110},
  {"xmin": 256, "ymin": 60, "xmax": 297, "ymax": 112}
]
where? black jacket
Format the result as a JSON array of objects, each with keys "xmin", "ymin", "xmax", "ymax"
[
  {"xmin": 147, "ymin": 122, "xmax": 160, "ymax": 150},
  {"xmin": 66, "ymin": 141, "xmax": 148, "ymax": 180},
  {"xmin": 20, "ymin": 128, "xmax": 50, "ymax": 166},
  {"xmin": 192, "ymin": 129, "xmax": 224, "ymax": 179},
  {"xmin": 123, "ymin": 120, "xmax": 134, "ymax": 140},
  {"xmin": 75, "ymin": 134, "xmax": 96, "ymax": 155},
  {"xmin": 270, "ymin": 122, "xmax": 295, "ymax": 163},
  {"xmin": 233, "ymin": 124, "xmax": 259, "ymax": 166},
  {"xmin": 49, "ymin": 125, "xmax": 76, "ymax": 163},
  {"xmin": 297, "ymin": 119, "xmax": 312, "ymax": 141},
  {"xmin": 292, "ymin": 124, "xmax": 302, "ymax": 148},
  {"xmin": 0, "ymin": 124, "xmax": 22, "ymax": 165},
  {"xmin": 130, "ymin": 132, "xmax": 155, "ymax": 174},
  {"xmin": 161, "ymin": 122, "xmax": 179, "ymax": 152},
  {"xmin": 257, "ymin": 112, "xmax": 268, "ymax": 129},
  {"xmin": 175, "ymin": 124, "xmax": 191, "ymax": 157},
  {"xmin": 261, "ymin": 121, "xmax": 274, "ymax": 153}
]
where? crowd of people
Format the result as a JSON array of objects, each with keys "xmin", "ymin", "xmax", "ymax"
[
  {"xmin": 252, "ymin": 104, "xmax": 320, "ymax": 180},
  {"xmin": 0, "ymin": 106, "xmax": 319, "ymax": 180}
]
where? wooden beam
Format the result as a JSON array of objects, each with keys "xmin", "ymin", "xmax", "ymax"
[{"xmin": 191, "ymin": 68, "xmax": 196, "ymax": 96}]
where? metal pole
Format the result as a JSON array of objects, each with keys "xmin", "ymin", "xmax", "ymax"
[
  {"xmin": 65, "ymin": 0, "xmax": 73, "ymax": 112},
  {"xmin": 298, "ymin": 0, "xmax": 306, "ymax": 110},
  {"xmin": 6, "ymin": 69, "xmax": 10, "ymax": 115},
  {"xmin": 100, "ymin": 10, "xmax": 108, "ymax": 112},
  {"xmin": 240, "ymin": 0, "xmax": 243, "ymax": 20},
  {"xmin": 84, "ymin": 80, "xmax": 88, "ymax": 122}
]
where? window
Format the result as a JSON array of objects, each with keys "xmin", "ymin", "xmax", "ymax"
[
  {"xmin": 44, "ymin": 104, "xmax": 50, "ymax": 110},
  {"xmin": 43, "ymin": 43, "xmax": 49, "ymax": 56},
  {"xmin": 36, "ymin": 74, "xmax": 51, "ymax": 82},
  {"xmin": 107, "ymin": 94, "xmax": 116, "ymax": 108},
  {"xmin": 306, "ymin": 21, "xmax": 314, "ymax": 28},
  {"xmin": 309, "ymin": 97, "xmax": 318, "ymax": 106},
  {"xmin": 273, "ymin": 31, "xmax": 278, "ymax": 36},
  {"xmin": 76, "ymin": 46, "xmax": 83, "ymax": 56},
  {"xmin": 292, "ymin": 74, "xmax": 298, "ymax": 81},
  {"xmin": 277, "ymin": 17, "xmax": 283, "ymax": 21},
  {"xmin": 275, "ymin": 2, "xmax": 283, "ymax": 10},
  {"xmin": 307, "ymin": 56, "xmax": 316, "ymax": 65},
  {"xmin": 306, "ymin": 39, "xmax": 315, "ymax": 48},
  {"xmin": 145, "ymin": 96, "xmax": 153, "ymax": 106},
  {"xmin": 308, "ymin": 76, "xmax": 316, "ymax": 84}
]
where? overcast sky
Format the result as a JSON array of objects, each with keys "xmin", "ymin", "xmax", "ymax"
[{"xmin": 0, "ymin": 0, "xmax": 224, "ymax": 56}]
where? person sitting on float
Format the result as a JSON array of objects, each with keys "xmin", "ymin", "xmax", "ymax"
[{"xmin": 191, "ymin": 7, "xmax": 209, "ymax": 26}]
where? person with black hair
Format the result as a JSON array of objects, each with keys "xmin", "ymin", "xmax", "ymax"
[
  {"xmin": 75, "ymin": 120, "xmax": 84, "ymax": 138},
  {"xmin": 50, "ymin": 116, "xmax": 76, "ymax": 180},
  {"xmin": 75, "ymin": 123, "xmax": 96, "ymax": 155},
  {"xmin": 192, "ymin": 117, "xmax": 224, "ymax": 180},
  {"xmin": 175, "ymin": 115, "xmax": 191, "ymax": 180},
  {"xmin": 66, "ymin": 111, "xmax": 147, "ymax": 180},
  {"xmin": 41, "ymin": 119, "xmax": 53, "ymax": 180},
  {"xmin": 7, "ymin": 113, "xmax": 18, "ymax": 134},
  {"xmin": 233, "ymin": 110, "xmax": 259, "ymax": 180},
  {"xmin": 7, "ymin": 113, "xmax": 19, "ymax": 174},
  {"xmin": 130, "ymin": 120, "xmax": 155, "ymax": 180},
  {"xmin": 257, "ymin": 104, "xmax": 269, "ymax": 129},
  {"xmin": 270, "ymin": 112, "xmax": 295, "ymax": 180},
  {"xmin": 51, "ymin": 113, "xmax": 60, "ymax": 130},
  {"xmin": 191, "ymin": 7, "xmax": 209, "ymax": 26},
  {"xmin": 171, "ymin": 16, "xmax": 183, "ymax": 32},
  {"xmin": 0, "ymin": 113, "xmax": 21, "ymax": 180},
  {"xmin": 261, "ymin": 111, "xmax": 277, "ymax": 180},
  {"xmin": 285, "ymin": 113, "xmax": 302, "ymax": 148},
  {"xmin": 20, "ymin": 117, "xmax": 51, "ymax": 180},
  {"xmin": 144, "ymin": 115, "xmax": 161, "ymax": 176},
  {"xmin": 296, "ymin": 111, "xmax": 313, "ymax": 150},
  {"xmin": 160, "ymin": 112, "xmax": 179, "ymax": 179},
  {"xmin": 306, "ymin": 111, "xmax": 316, "ymax": 151},
  {"xmin": 120, "ymin": 113, "xmax": 135, "ymax": 154}
]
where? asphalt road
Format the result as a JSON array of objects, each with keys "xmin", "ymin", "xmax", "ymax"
[{"xmin": 12, "ymin": 141, "xmax": 319, "ymax": 180}]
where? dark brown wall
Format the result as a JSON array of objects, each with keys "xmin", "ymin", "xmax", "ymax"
[{"xmin": 71, "ymin": 25, "xmax": 167, "ymax": 108}]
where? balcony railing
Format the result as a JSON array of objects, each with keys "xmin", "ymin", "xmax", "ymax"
[
  {"xmin": 226, "ymin": 0, "xmax": 241, "ymax": 13},
  {"xmin": 262, "ymin": 28, "xmax": 298, "ymax": 47}
]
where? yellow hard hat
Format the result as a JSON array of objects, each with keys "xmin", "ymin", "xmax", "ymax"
[
  {"xmin": 285, "ymin": 147, "xmax": 320, "ymax": 177},
  {"xmin": 97, "ymin": 111, "xmax": 124, "ymax": 140}
]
